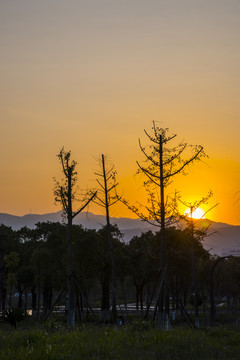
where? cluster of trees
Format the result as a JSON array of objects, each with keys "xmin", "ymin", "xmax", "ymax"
[
  {"xmin": 0, "ymin": 222, "xmax": 123, "ymax": 322},
  {"xmin": 1, "ymin": 221, "xmax": 240, "ymax": 326},
  {"xmin": 1, "ymin": 122, "xmax": 239, "ymax": 329},
  {"xmin": 51, "ymin": 122, "xmax": 209, "ymax": 329}
]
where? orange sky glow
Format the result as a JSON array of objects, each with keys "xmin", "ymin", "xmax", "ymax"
[{"xmin": 0, "ymin": 1, "xmax": 240, "ymax": 225}]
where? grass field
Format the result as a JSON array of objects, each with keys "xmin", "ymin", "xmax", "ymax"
[{"xmin": 1, "ymin": 319, "xmax": 240, "ymax": 360}]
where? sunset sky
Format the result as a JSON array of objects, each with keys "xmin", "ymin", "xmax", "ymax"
[{"xmin": 1, "ymin": 0, "xmax": 240, "ymax": 225}]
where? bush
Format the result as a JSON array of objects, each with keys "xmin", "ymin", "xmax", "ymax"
[{"xmin": 4, "ymin": 308, "xmax": 26, "ymax": 329}]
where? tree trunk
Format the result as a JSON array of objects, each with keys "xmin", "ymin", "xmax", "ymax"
[
  {"xmin": 120, "ymin": 279, "xmax": 128, "ymax": 322},
  {"xmin": 18, "ymin": 289, "xmax": 23, "ymax": 308},
  {"xmin": 67, "ymin": 170, "xmax": 76, "ymax": 330},
  {"xmin": 24, "ymin": 289, "xmax": 28, "ymax": 313},
  {"xmin": 136, "ymin": 287, "xmax": 139, "ymax": 316},
  {"xmin": 37, "ymin": 277, "xmax": 41, "ymax": 322},
  {"xmin": 9, "ymin": 273, "xmax": 13, "ymax": 307},
  {"xmin": 140, "ymin": 285, "xmax": 144, "ymax": 315},
  {"xmin": 31, "ymin": 287, "xmax": 37, "ymax": 317},
  {"xmin": 101, "ymin": 272, "xmax": 110, "ymax": 310},
  {"xmin": 165, "ymin": 289, "xmax": 171, "ymax": 330},
  {"xmin": 158, "ymin": 134, "xmax": 168, "ymax": 329},
  {"xmin": 67, "ymin": 218, "xmax": 75, "ymax": 329},
  {"xmin": 76, "ymin": 289, "xmax": 82, "ymax": 323},
  {"xmin": 0, "ymin": 251, "xmax": 7, "ymax": 316},
  {"xmin": 100, "ymin": 271, "xmax": 110, "ymax": 322},
  {"xmin": 102, "ymin": 154, "xmax": 117, "ymax": 323}
]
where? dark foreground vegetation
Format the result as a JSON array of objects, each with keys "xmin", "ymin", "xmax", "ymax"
[
  {"xmin": 1, "ymin": 123, "xmax": 240, "ymax": 358},
  {"xmin": 1, "ymin": 220, "xmax": 240, "ymax": 359},
  {"xmin": 1, "ymin": 221, "xmax": 240, "ymax": 325},
  {"xmin": 1, "ymin": 221, "xmax": 240, "ymax": 327},
  {"xmin": 1, "ymin": 319, "xmax": 240, "ymax": 360}
]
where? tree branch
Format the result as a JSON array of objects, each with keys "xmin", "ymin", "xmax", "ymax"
[{"xmin": 72, "ymin": 191, "xmax": 97, "ymax": 219}]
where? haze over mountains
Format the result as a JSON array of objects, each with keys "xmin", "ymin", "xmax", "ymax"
[{"xmin": 0, "ymin": 211, "xmax": 240, "ymax": 256}]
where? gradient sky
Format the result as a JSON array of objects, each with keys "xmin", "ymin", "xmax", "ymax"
[{"xmin": 1, "ymin": 0, "xmax": 240, "ymax": 225}]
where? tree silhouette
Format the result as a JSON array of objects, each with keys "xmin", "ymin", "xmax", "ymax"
[
  {"xmin": 54, "ymin": 147, "xmax": 96, "ymax": 329},
  {"xmin": 91, "ymin": 154, "xmax": 119, "ymax": 322},
  {"xmin": 120, "ymin": 122, "xmax": 206, "ymax": 329}
]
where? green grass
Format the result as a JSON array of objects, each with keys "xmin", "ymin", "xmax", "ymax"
[{"xmin": 1, "ymin": 321, "xmax": 240, "ymax": 359}]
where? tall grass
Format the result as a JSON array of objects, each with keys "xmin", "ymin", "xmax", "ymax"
[{"xmin": 1, "ymin": 322, "xmax": 240, "ymax": 359}]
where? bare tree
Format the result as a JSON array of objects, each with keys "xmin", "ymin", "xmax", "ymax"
[
  {"xmin": 91, "ymin": 154, "xmax": 119, "ymax": 323},
  {"xmin": 54, "ymin": 147, "xmax": 96, "ymax": 329},
  {"xmin": 120, "ymin": 122, "xmax": 206, "ymax": 329}
]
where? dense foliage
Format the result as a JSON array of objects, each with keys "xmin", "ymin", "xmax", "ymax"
[{"xmin": 1, "ymin": 221, "xmax": 240, "ymax": 327}]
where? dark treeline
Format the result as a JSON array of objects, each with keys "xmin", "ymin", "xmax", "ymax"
[{"xmin": 1, "ymin": 221, "xmax": 240, "ymax": 326}]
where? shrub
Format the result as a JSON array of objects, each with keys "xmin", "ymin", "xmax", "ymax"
[{"xmin": 4, "ymin": 308, "xmax": 26, "ymax": 329}]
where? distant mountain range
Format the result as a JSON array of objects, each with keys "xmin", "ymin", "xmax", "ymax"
[{"xmin": 0, "ymin": 211, "xmax": 240, "ymax": 256}]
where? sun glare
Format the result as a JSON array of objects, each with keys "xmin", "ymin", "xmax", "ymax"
[{"xmin": 184, "ymin": 207, "xmax": 206, "ymax": 219}]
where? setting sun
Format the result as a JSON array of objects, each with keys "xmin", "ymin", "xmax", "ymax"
[{"xmin": 184, "ymin": 207, "xmax": 206, "ymax": 219}]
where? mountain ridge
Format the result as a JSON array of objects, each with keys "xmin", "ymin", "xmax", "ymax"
[{"xmin": 0, "ymin": 211, "xmax": 239, "ymax": 256}]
